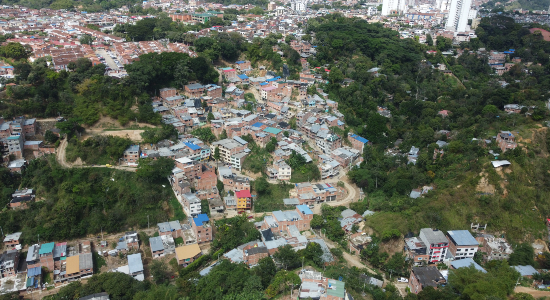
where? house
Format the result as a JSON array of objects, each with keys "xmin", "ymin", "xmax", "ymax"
[
  {"xmin": 405, "ymin": 237, "xmax": 429, "ymax": 266},
  {"xmin": 268, "ymin": 159, "xmax": 292, "ymax": 181},
  {"xmin": 3, "ymin": 232, "xmax": 22, "ymax": 248},
  {"xmin": 447, "ymin": 230, "xmax": 478, "ymax": 260},
  {"xmin": 514, "ymin": 265, "xmax": 539, "ymax": 278},
  {"xmin": 175, "ymin": 243, "xmax": 202, "ymax": 267},
  {"xmin": 0, "ymin": 250, "xmax": 19, "ymax": 278},
  {"xmin": 450, "ymin": 258, "xmax": 486, "ymax": 273},
  {"xmin": 26, "ymin": 244, "xmax": 40, "ymax": 270},
  {"xmin": 340, "ymin": 209, "xmax": 362, "ymax": 232},
  {"xmin": 192, "ymin": 214, "xmax": 212, "ymax": 244},
  {"xmin": 26, "ymin": 266, "xmax": 41, "ymax": 291},
  {"xmin": 7, "ymin": 158, "xmax": 26, "ymax": 173},
  {"xmin": 79, "ymin": 293, "xmax": 110, "ymax": 300},
  {"xmin": 408, "ymin": 266, "xmax": 446, "ymax": 294},
  {"xmin": 210, "ymin": 138, "xmax": 248, "ymax": 168},
  {"xmin": 263, "ymin": 205, "xmax": 313, "ymax": 232},
  {"xmin": 39, "ymin": 242, "xmax": 55, "ymax": 271},
  {"xmin": 496, "ymin": 130, "xmax": 517, "ymax": 152},
  {"xmin": 235, "ymin": 60, "xmax": 251, "ymax": 71},
  {"xmin": 9, "ymin": 188, "xmax": 35, "ymax": 209},
  {"xmin": 224, "ymin": 195, "xmax": 237, "ymax": 210},
  {"xmin": 158, "ymin": 221, "xmax": 184, "ymax": 239},
  {"xmin": 418, "ymin": 228, "xmax": 449, "ymax": 263},
  {"xmin": 182, "ymin": 193, "xmax": 202, "ymax": 217},
  {"xmin": 235, "ymin": 189, "xmax": 252, "ymax": 212},
  {"xmin": 149, "ymin": 235, "xmax": 176, "ymax": 259},
  {"xmin": 185, "ymin": 83, "xmax": 205, "ymax": 97},
  {"xmin": 243, "ymin": 244, "xmax": 269, "ymax": 266},
  {"xmin": 63, "ymin": 253, "xmax": 93, "ymax": 282},
  {"xmin": 348, "ymin": 134, "xmax": 369, "ymax": 153},
  {"xmin": 123, "ymin": 145, "xmax": 140, "ymax": 165},
  {"xmin": 127, "ymin": 253, "xmax": 145, "ymax": 281},
  {"xmin": 116, "ymin": 231, "xmax": 139, "ymax": 252}
]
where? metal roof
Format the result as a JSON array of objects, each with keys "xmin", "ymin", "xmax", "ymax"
[
  {"xmin": 193, "ymin": 214, "xmax": 210, "ymax": 227},
  {"xmin": 451, "ymin": 258, "xmax": 486, "ymax": 273},
  {"xmin": 448, "ymin": 230, "xmax": 478, "ymax": 246},
  {"xmin": 327, "ymin": 279, "xmax": 346, "ymax": 298},
  {"xmin": 150, "ymin": 236, "xmax": 164, "ymax": 252},
  {"xmin": 39, "ymin": 242, "xmax": 55, "ymax": 255},
  {"xmin": 79, "ymin": 253, "xmax": 93, "ymax": 270},
  {"xmin": 128, "ymin": 253, "xmax": 144, "ymax": 274}
]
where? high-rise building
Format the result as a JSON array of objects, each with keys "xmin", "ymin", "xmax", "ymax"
[
  {"xmin": 445, "ymin": 0, "xmax": 473, "ymax": 32},
  {"xmin": 381, "ymin": 0, "xmax": 406, "ymax": 16},
  {"xmin": 291, "ymin": 1, "xmax": 306, "ymax": 11}
]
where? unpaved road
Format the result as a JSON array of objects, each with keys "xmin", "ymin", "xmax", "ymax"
[
  {"xmin": 515, "ymin": 286, "xmax": 550, "ymax": 298},
  {"xmin": 56, "ymin": 138, "xmax": 138, "ymax": 172}
]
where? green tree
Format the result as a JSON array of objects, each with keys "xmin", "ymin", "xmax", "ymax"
[
  {"xmin": 136, "ymin": 157, "xmax": 175, "ymax": 182},
  {"xmin": 207, "ymin": 112, "xmax": 215, "ymax": 122},
  {"xmin": 44, "ymin": 130, "xmax": 59, "ymax": 144},
  {"xmin": 254, "ymin": 177, "xmax": 269, "ymax": 194},
  {"xmin": 301, "ymin": 242, "xmax": 324, "ymax": 267},
  {"xmin": 310, "ymin": 214, "xmax": 324, "ymax": 229},
  {"xmin": 79, "ymin": 35, "xmax": 93, "ymax": 45},
  {"xmin": 426, "ymin": 34, "xmax": 433, "ymax": 46},
  {"xmin": 273, "ymin": 245, "xmax": 300, "ymax": 270},
  {"xmin": 509, "ymin": 243, "xmax": 535, "ymax": 266},
  {"xmin": 254, "ymin": 257, "xmax": 276, "ymax": 288}
]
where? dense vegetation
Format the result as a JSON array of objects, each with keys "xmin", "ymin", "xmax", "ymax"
[
  {"xmin": 65, "ymin": 135, "xmax": 133, "ymax": 165},
  {"xmin": 2, "ymin": 57, "xmax": 159, "ymax": 126},
  {"xmin": 0, "ymin": 157, "xmax": 176, "ymax": 244},
  {"xmin": 302, "ymin": 14, "xmax": 550, "ymax": 242}
]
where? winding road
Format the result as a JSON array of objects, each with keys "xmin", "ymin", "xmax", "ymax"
[{"xmin": 56, "ymin": 138, "xmax": 137, "ymax": 171}]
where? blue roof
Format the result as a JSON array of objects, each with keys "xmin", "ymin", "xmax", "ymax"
[
  {"xmin": 263, "ymin": 127, "xmax": 282, "ymax": 135},
  {"xmin": 28, "ymin": 266, "xmax": 42, "ymax": 277},
  {"xmin": 266, "ymin": 76, "xmax": 281, "ymax": 82},
  {"xmin": 447, "ymin": 230, "xmax": 478, "ymax": 246},
  {"xmin": 238, "ymin": 74, "xmax": 249, "ymax": 80},
  {"xmin": 252, "ymin": 122, "xmax": 264, "ymax": 127},
  {"xmin": 193, "ymin": 214, "xmax": 210, "ymax": 227},
  {"xmin": 296, "ymin": 204, "xmax": 313, "ymax": 215},
  {"xmin": 259, "ymin": 82, "xmax": 269, "ymax": 86},
  {"xmin": 184, "ymin": 142, "xmax": 201, "ymax": 151},
  {"xmin": 451, "ymin": 258, "xmax": 486, "ymax": 273},
  {"xmin": 39, "ymin": 242, "xmax": 55, "ymax": 255},
  {"xmin": 350, "ymin": 134, "xmax": 369, "ymax": 144},
  {"xmin": 235, "ymin": 61, "xmax": 246, "ymax": 64}
]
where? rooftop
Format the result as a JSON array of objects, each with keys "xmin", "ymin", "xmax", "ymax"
[
  {"xmin": 175, "ymin": 243, "xmax": 202, "ymax": 260},
  {"xmin": 447, "ymin": 230, "xmax": 478, "ymax": 246}
]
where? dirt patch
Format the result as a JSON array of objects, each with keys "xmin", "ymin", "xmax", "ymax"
[
  {"xmin": 380, "ymin": 238, "xmax": 405, "ymax": 257},
  {"xmin": 82, "ymin": 129, "xmax": 145, "ymax": 142},
  {"xmin": 476, "ymin": 172, "xmax": 495, "ymax": 195},
  {"xmin": 515, "ymin": 286, "xmax": 550, "ymax": 298},
  {"xmin": 85, "ymin": 115, "xmax": 157, "ymax": 130}
]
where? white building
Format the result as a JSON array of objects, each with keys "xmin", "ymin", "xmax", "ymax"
[
  {"xmin": 419, "ymin": 228, "xmax": 449, "ymax": 263},
  {"xmin": 447, "ymin": 230, "xmax": 478, "ymax": 260},
  {"xmin": 381, "ymin": 0, "xmax": 406, "ymax": 16},
  {"xmin": 445, "ymin": 0, "xmax": 473, "ymax": 32},
  {"xmin": 291, "ymin": 1, "xmax": 306, "ymax": 11},
  {"xmin": 182, "ymin": 193, "xmax": 202, "ymax": 217}
]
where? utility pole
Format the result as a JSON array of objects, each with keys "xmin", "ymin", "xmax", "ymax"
[
  {"xmin": 101, "ymin": 227, "xmax": 104, "ymax": 240},
  {"xmin": 147, "ymin": 215, "xmax": 150, "ymax": 229}
]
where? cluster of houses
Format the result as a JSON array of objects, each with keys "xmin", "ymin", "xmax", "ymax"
[
  {"xmin": 0, "ymin": 233, "xmax": 96, "ymax": 294},
  {"xmin": 0, "ymin": 116, "xmax": 56, "ymax": 173},
  {"xmin": 403, "ymin": 227, "xmax": 538, "ymax": 294}
]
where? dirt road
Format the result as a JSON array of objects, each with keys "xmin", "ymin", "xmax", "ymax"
[
  {"xmin": 514, "ymin": 286, "xmax": 550, "ymax": 298},
  {"xmin": 56, "ymin": 138, "xmax": 137, "ymax": 172}
]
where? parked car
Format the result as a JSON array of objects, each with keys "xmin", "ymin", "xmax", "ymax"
[{"xmin": 397, "ymin": 277, "xmax": 408, "ymax": 283}]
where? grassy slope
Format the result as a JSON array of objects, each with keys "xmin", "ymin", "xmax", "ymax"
[{"xmin": 366, "ymin": 125, "xmax": 550, "ymax": 243}]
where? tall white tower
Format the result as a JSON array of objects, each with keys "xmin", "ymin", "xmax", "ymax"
[
  {"xmin": 446, "ymin": 0, "xmax": 473, "ymax": 32},
  {"xmin": 381, "ymin": 0, "xmax": 406, "ymax": 15}
]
